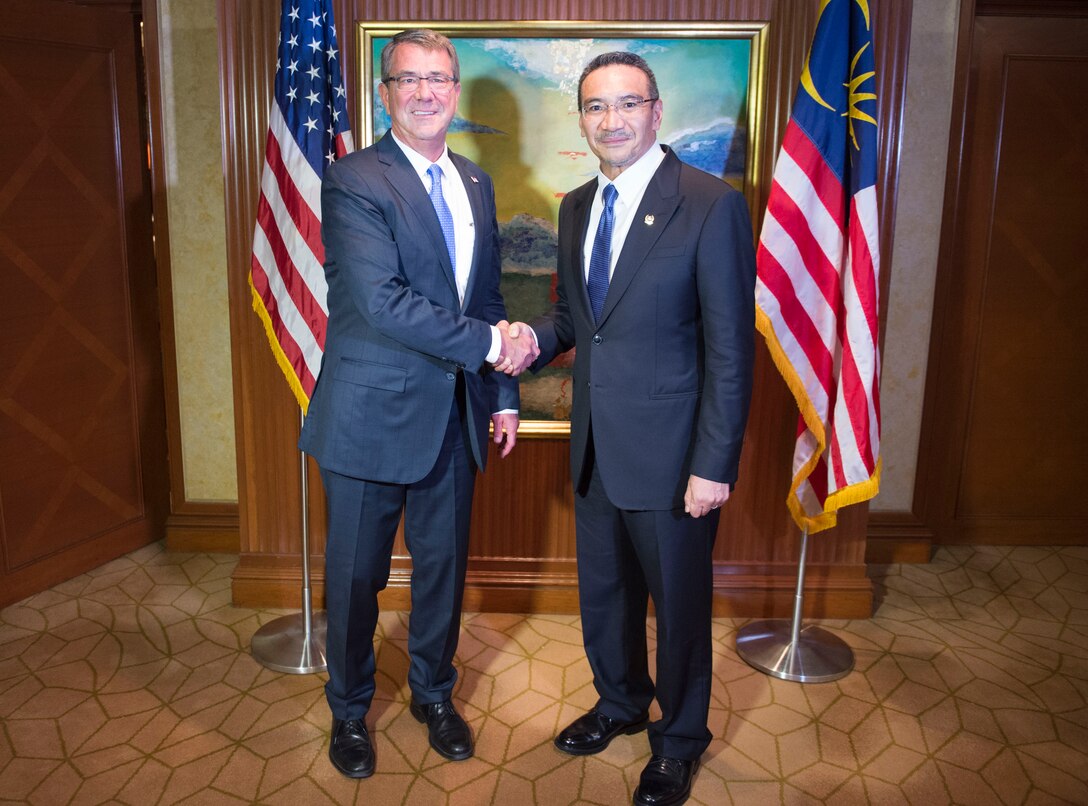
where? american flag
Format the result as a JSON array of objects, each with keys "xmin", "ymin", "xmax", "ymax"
[
  {"xmin": 250, "ymin": 0, "xmax": 353, "ymax": 410},
  {"xmin": 755, "ymin": 0, "xmax": 881, "ymax": 534}
]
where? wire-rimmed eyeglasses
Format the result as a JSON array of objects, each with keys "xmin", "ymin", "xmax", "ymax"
[
  {"xmin": 384, "ymin": 73, "xmax": 458, "ymax": 93},
  {"xmin": 580, "ymin": 97, "xmax": 658, "ymax": 118}
]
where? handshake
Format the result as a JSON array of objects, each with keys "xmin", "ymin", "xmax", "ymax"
[{"xmin": 492, "ymin": 320, "xmax": 540, "ymax": 376}]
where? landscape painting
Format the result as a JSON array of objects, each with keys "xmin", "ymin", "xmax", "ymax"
[{"xmin": 359, "ymin": 24, "xmax": 765, "ymax": 431}]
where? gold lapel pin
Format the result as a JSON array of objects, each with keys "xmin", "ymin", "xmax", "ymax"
[{"xmin": 644, "ymin": 214, "xmax": 655, "ymax": 226}]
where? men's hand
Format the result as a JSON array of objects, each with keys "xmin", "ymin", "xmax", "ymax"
[
  {"xmin": 491, "ymin": 412, "xmax": 519, "ymax": 458},
  {"xmin": 493, "ymin": 320, "xmax": 539, "ymax": 376},
  {"xmin": 507, "ymin": 321, "xmax": 540, "ymax": 373},
  {"xmin": 684, "ymin": 475, "xmax": 731, "ymax": 518}
]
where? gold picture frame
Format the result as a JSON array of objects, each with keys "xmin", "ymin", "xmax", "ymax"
[{"xmin": 357, "ymin": 21, "xmax": 768, "ymax": 436}]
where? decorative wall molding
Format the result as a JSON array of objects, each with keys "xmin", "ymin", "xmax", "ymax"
[
  {"xmin": 866, "ymin": 511, "xmax": 933, "ymax": 564},
  {"xmin": 166, "ymin": 509, "xmax": 241, "ymax": 553},
  {"xmin": 232, "ymin": 555, "xmax": 873, "ymax": 618},
  {"xmin": 976, "ymin": 0, "xmax": 1088, "ymax": 16}
]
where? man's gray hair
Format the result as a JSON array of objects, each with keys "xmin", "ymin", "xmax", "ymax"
[{"xmin": 380, "ymin": 29, "xmax": 460, "ymax": 82}]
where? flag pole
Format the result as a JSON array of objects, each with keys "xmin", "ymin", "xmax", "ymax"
[
  {"xmin": 743, "ymin": 0, "xmax": 878, "ymax": 682},
  {"xmin": 250, "ymin": 411, "xmax": 327, "ymax": 674},
  {"xmin": 735, "ymin": 527, "xmax": 853, "ymax": 683},
  {"xmin": 247, "ymin": 0, "xmax": 350, "ymax": 675}
]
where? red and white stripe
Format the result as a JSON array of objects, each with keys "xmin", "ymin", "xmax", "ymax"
[
  {"xmin": 250, "ymin": 103, "xmax": 352, "ymax": 406},
  {"xmin": 756, "ymin": 120, "xmax": 881, "ymax": 533}
]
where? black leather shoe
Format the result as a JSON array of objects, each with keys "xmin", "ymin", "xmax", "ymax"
[
  {"xmin": 328, "ymin": 718, "xmax": 375, "ymax": 778},
  {"xmin": 409, "ymin": 699, "xmax": 474, "ymax": 760},
  {"xmin": 553, "ymin": 707, "xmax": 649, "ymax": 756},
  {"xmin": 633, "ymin": 755, "xmax": 699, "ymax": 806}
]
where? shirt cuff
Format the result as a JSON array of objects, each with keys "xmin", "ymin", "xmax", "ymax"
[
  {"xmin": 491, "ymin": 408, "xmax": 518, "ymax": 416},
  {"xmin": 486, "ymin": 325, "xmax": 502, "ymax": 364}
]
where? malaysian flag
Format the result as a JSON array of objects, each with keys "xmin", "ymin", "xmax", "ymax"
[
  {"xmin": 755, "ymin": 0, "xmax": 881, "ymax": 534},
  {"xmin": 250, "ymin": 0, "xmax": 353, "ymax": 410}
]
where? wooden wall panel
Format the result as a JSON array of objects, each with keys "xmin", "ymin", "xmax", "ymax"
[
  {"xmin": 219, "ymin": 0, "xmax": 301, "ymax": 562},
  {"xmin": 917, "ymin": 6, "xmax": 1088, "ymax": 545},
  {"xmin": 221, "ymin": 0, "xmax": 910, "ymax": 617},
  {"xmin": 0, "ymin": 0, "xmax": 168, "ymax": 608},
  {"xmin": 871, "ymin": 0, "xmax": 910, "ymax": 342}
]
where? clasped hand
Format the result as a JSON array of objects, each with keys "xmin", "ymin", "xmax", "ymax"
[{"xmin": 493, "ymin": 320, "xmax": 539, "ymax": 376}]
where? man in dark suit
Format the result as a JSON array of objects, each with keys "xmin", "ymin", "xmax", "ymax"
[
  {"xmin": 300, "ymin": 29, "xmax": 537, "ymax": 779},
  {"xmin": 521, "ymin": 52, "xmax": 756, "ymax": 806}
]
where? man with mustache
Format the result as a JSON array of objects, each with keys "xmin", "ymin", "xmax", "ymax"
[{"xmin": 521, "ymin": 51, "xmax": 756, "ymax": 805}]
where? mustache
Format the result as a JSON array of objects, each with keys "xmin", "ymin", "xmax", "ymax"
[{"xmin": 594, "ymin": 131, "xmax": 632, "ymax": 143}]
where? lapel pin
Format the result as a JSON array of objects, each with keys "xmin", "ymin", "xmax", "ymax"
[
  {"xmin": 644, "ymin": 214, "xmax": 655, "ymax": 226},
  {"xmin": 470, "ymin": 175, "xmax": 479, "ymax": 183}
]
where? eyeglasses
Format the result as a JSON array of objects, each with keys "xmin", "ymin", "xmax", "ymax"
[
  {"xmin": 580, "ymin": 97, "xmax": 658, "ymax": 118},
  {"xmin": 384, "ymin": 74, "xmax": 458, "ymax": 93}
]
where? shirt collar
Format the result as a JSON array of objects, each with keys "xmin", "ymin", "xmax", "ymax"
[
  {"xmin": 390, "ymin": 130, "xmax": 453, "ymax": 182},
  {"xmin": 596, "ymin": 142, "xmax": 666, "ymax": 200}
]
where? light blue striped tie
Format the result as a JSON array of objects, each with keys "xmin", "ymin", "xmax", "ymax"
[{"xmin": 427, "ymin": 164, "xmax": 456, "ymax": 272}]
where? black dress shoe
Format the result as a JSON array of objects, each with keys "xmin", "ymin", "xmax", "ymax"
[
  {"xmin": 409, "ymin": 699, "xmax": 474, "ymax": 760},
  {"xmin": 553, "ymin": 707, "xmax": 649, "ymax": 756},
  {"xmin": 328, "ymin": 718, "xmax": 375, "ymax": 778},
  {"xmin": 633, "ymin": 755, "xmax": 699, "ymax": 806}
]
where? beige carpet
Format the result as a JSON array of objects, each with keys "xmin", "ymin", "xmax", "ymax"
[{"xmin": 0, "ymin": 543, "xmax": 1085, "ymax": 805}]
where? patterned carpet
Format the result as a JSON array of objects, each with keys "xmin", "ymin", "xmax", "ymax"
[{"xmin": 0, "ymin": 543, "xmax": 1085, "ymax": 805}]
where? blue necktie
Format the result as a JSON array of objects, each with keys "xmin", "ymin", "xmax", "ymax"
[
  {"xmin": 587, "ymin": 183, "xmax": 617, "ymax": 323},
  {"xmin": 427, "ymin": 164, "xmax": 456, "ymax": 273}
]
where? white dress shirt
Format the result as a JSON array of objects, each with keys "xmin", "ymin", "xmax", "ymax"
[
  {"xmin": 390, "ymin": 132, "xmax": 475, "ymax": 302},
  {"xmin": 390, "ymin": 132, "xmax": 502, "ymax": 365},
  {"xmin": 582, "ymin": 142, "xmax": 667, "ymax": 282}
]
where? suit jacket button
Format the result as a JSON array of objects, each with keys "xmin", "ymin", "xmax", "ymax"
[
  {"xmin": 446, "ymin": 371, "xmax": 456, "ymax": 381},
  {"xmin": 592, "ymin": 334, "xmax": 602, "ymax": 344}
]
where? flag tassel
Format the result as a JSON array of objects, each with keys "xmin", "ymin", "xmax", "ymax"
[
  {"xmin": 249, "ymin": 276, "xmax": 312, "ymax": 414},
  {"xmin": 753, "ymin": 0, "xmax": 883, "ymax": 535}
]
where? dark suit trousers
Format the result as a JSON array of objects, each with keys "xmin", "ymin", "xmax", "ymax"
[
  {"xmin": 575, "ymin": 454, "xmax": 719, "ymax": 761},
  {"xmin": 321, "ymin": 383, "xmax": 476, "ymax": 720}
]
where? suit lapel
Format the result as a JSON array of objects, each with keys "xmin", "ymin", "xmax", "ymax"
[
  {"xmin": 565, "ymin": 182, "xmax": 595, "ymax": 323},
  {"xmin": 598, "ymin": 150, "xmax": 682, "ymax": 325},
  {"xmin": 377, "ymin": 134, "xmax": 458, "ymax": 298}
]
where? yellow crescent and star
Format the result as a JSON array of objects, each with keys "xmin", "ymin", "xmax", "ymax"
[{"xmin": 799, "ymin": 0, "xmax": 878, "ymax": 150}]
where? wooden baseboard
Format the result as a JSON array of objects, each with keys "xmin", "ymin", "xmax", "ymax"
[
  {"xmin": 166, "ymin": 510, "xmax": 240, "ymax": 553},
  {"xmin": 232, "ymin": 555, "xmax": 872, "ymax": 618},
  {"xmin": 1, "ymin": 522, "xmax": 158, "ymax": 610},
  {"xmin": 711, "ymin": 572, "xmax": 872, "ymax": 618},
  {"xmin": 867, "ymin": 511, "xmax": 933, "ymax": 563}
]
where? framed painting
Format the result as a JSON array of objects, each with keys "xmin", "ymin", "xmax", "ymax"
[{"xmin": 356, "ymin": 22, "xmax": 768, "ymax": 435}]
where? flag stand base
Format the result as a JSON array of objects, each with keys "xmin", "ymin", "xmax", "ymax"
[
  {"xmin": 251, "ymin": 610, "xmax": 327, "ymax": 674},
  {"xmin": 251, "ymin": 419, "xmax": 328, "ymax": 675},
  {"xmin": 735, "ymin": 527, "xmax": 854, "ymax": 683},
  {"xmin": 735, "ymin": 619, "xmax": 853, "ymax": 682}
]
